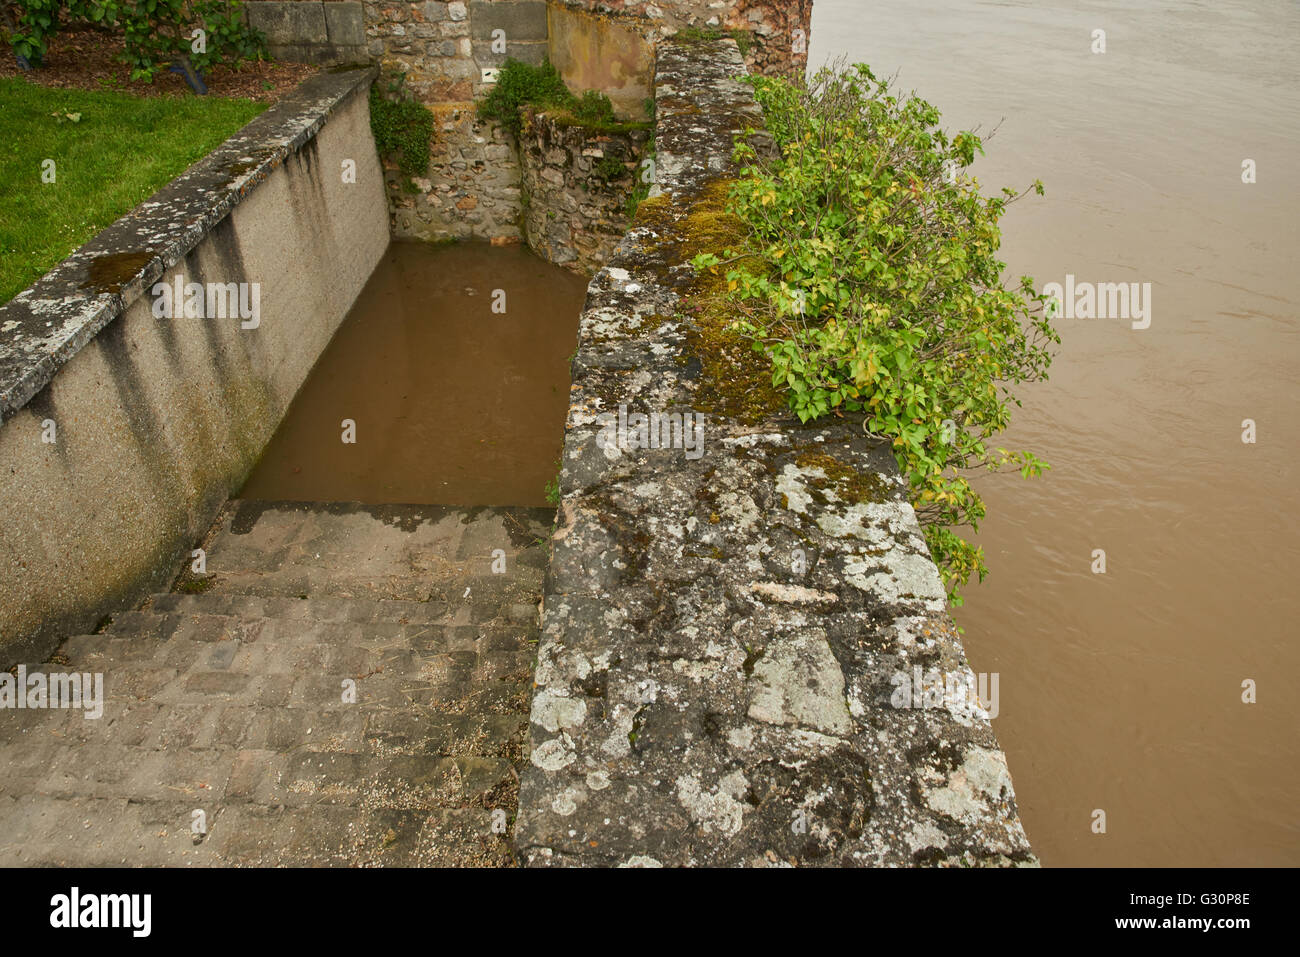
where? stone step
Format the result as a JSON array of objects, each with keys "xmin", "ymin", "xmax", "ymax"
[
  {"xmin": 149, "ymin": 592, "xmax": 462, "ymax": 626},
  {"xmin": 194, "ymin": 500, "xmax": 552, "ymax": 602},
  {"xmin": 4, "ymin": 658, "xmax": 531, "ymax": 759},
  {"xmin": 7, "ymin": 500, "xmax": 546, "ymax": 868},
  {"xmin": 98, "ymin": 600, "xmax": 538, "ymax": 639},
  {"xmin": 0, "ymin": 795, "xmax": 513, "ymax": 867},
  {"xmin": 9, "ymin": 739, "xmax": 515, "ymax": 807},
  {"xmin": 56, "ymin": 623, "xmax": 535, "ymax": 708},
  {"xmin": 79, "ymin": 609, "xmax": 536, "ymax": 678}
]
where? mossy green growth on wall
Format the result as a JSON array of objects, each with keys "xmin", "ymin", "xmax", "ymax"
[
  {"xmin": 479, "ymin": 59, "xmax": 650, "ymax": 139},
  {"xmin": 369, "ymin": 74, "xmax": 435, "ymax": 179},
  {"xmin": 673, "ymin": 26, "xmax": 755, "ymax": 57}
]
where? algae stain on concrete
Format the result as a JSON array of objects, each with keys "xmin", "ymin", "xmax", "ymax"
[{"xmin": 79, "ymin": 251, "xmax": 157, "ymax": 295}]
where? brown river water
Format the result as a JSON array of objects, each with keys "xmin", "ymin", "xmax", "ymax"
[
  {"xmin": 811, "ymin": 0, "xmax": 1300, "ymax": 865},
  {"xmin": 239, "ymin": 242, "xmax": 586, "ymax": 507}
]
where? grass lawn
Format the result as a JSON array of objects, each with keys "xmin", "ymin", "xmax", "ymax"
[{"xmin": 0, "ymin": 77, "xmax": 267, "ymax": 304}]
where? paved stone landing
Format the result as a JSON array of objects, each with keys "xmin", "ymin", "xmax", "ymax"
[{"xmin": 0, "ymin": 501, "xmax": 551, "ymax": 866}]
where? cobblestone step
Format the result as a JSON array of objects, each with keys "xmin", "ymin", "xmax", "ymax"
[
  {"xmin": 195, "ymin": 500, "xmax": 551, "ymax": 603},
  {"xmin": 3, "ymin": 501, "xmax": 548, "ymax": 866},
  {"xmin": 0, "ymin": 794, "xmax": 512, "ymax": 867}
]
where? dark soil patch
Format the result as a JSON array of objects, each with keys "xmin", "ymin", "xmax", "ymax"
[{"xmin": 0, "ymin": 25, "xmax": 316, "ymax": 103}]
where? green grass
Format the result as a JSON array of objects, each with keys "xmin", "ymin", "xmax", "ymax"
[{"xmin": 0, "ymin": 78, "xmax": 267, "ymax": 304}]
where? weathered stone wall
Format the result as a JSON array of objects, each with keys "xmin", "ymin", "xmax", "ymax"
[
  {"xmin": 365, "ymin": 0, "xmax": 553, "ymax": 242},
  {"xmin": 248, "ymin": 1, "xmax": 809, "ymax": 243},
  {"xmin": 245, "ymin": 1, "xmax": 369, "ymax": 65},
  {"xmin": 363, "ymin": 1, "xmax": 551, "ymax": 102},
  {"xmin": 386, "ymin": 103, "xmax": 523, "ymax": 242},
  {"xmin": 519, "ymin": 109, "xmax": 650, "ymax": 272},
  {"xmin": 551, "ymin": 0, "xmax": 813, "ymax": 78},
  {"xmin": 0, "ymin": 70, "xmax": 388, "ymax": 666},
  {"xmin": 513, "ymin": 39, "xmax": 1036, "ymax": 867},
  {"xmin": 547, "ymin": 2, "xmax": 654, "ymax": 120}
]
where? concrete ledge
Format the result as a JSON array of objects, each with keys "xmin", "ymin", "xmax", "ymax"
[
  {"xmin": 514, "ymin": 39, "xmax": 1037, "ymax": 866},
  {"xmin": 0, "ymin": 68, "xmax": 389, "ymax": 665}
]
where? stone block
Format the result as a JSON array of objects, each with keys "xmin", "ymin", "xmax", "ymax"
[
  {"xmin": 469, "ymin": 0, "xmax": 548, "ymax": 42},
  {"xmin": 472, "ymin": 38, "xmax": 546, "ymax": 67},
  {"xmin": 245, "ymin": 1, "xmax": 328, "ymax": 45},
  {"xmin": 324, "ymin": 2, "xmax": 366, "ymax": 47}
]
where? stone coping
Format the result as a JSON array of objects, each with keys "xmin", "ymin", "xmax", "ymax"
[
  {"xmin": 0, "ymin": 67, "xmax": 377, "ymax": 423},
  {"xmin": 514, "ymin": 39, "xmax": 1037, "ymax": 866}
]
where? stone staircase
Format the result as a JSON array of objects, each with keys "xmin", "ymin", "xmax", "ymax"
[{"xmin": 0, "ymin": 500, "xmax": 552, "ymax": 866}]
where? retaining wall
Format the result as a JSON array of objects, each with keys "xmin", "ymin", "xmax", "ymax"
[
  {"xmin": 513, "ymin": 39, "xmax": 1037, "ymax": 866},
  {"xmin": 366, "ymin": 0, "xmax": 550, "ymax": 243},
  {"xmin": 519, "ymin": 109, "xmax": 650, "ymax": 272},
  {"xmin": 240, "ymin": 2, "xmax": 807, "ymax": 247},
  {"xmin": 0, "ymin": 69, "xmax": 388, "ymax": 666}
]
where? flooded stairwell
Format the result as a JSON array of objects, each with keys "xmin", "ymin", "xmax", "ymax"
[{"xmin": 0, "ymin": 240, "xmax": 585, "ymax": 865}]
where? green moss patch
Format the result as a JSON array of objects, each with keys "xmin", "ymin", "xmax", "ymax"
[
  {"xmin": 635, "ymin": 179, "xmax": 784, "ymax": 425},
  {"xmin": 793, "ymin": 450, "xmax": 892, "ymax": 505},
  {"xmin": 369, "ymin": 76, "xmax": 435, "ymax": 179}
]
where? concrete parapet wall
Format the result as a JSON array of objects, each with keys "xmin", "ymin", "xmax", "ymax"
[
  {"xmin": 513, "ymin": 39, "xmax": 1036, "ymax": 866},
  {"xmin": 0, "ymin": 69, "xmax": 388, "ymax": 666}
]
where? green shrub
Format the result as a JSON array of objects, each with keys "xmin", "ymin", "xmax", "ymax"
[
  {"xmin": 477, "ymin": 58, "xmax": 636, "ymax": 138},
  {"xmin": 571, "ymin": 88, "xmax": 615, "ymax": 127},
  {"xmin": 477, "ymin": 58, "xmax": 572, "ymax": 139},
  {"xmin": 691, "ymin": 63, "xmax": 1059, "ymax": 601},
  {"xmin": 369, "ymin": 74, "xmax": 435, "ymax": 179},
  {"xmin": 6, "ymin": 0, "xmax": 71, "ymax": 65},
  {"xmin": 118, "ymin": 0, "xmax": 265, "ymax": 81}
]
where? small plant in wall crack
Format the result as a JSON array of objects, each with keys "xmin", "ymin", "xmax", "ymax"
[
  {"xmin": 593, "ymin": 155, "xmax": 627, "ymax": 182},
  {"xmin": 624, "ymin": 137, "xmax": 656, "ymax": 218},
  {"xmin": 544, "ymin": 455, "xmax": 562, "ymax": 506}
]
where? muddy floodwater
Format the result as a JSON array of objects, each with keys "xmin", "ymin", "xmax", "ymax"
[
  {"xmin": 812, "ymin": 0, "xmax": 1300, "ymax": 865},
  {"xmin": 240, "ymin": 242, "xmax": 587, "ymax": 507}
]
